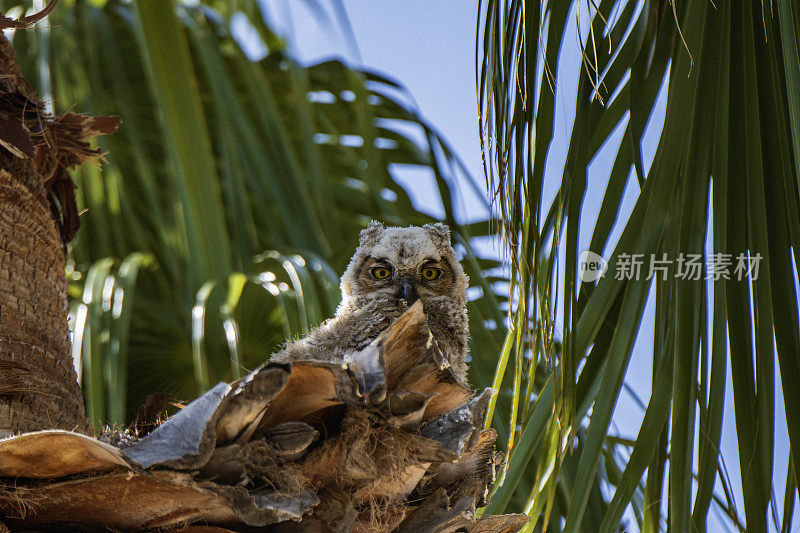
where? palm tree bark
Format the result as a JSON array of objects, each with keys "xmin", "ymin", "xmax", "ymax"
[{"xmin": 0, "ymin": 29, "xmax": 118, "ymax": 436}]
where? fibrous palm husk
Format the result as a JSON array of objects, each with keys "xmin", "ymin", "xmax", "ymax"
[{"xmin": 0, "ymin": 302, "xmax": 527, "ymax": 532}]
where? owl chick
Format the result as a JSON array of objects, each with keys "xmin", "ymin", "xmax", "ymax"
[{"xmin": 272, "ymin": 221, "xmax": 470, "ymax": 382}]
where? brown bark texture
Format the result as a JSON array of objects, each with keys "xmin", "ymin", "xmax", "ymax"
[{"xmin": 0, "ymin": 17, "xmax": 119, "ymax": 436}]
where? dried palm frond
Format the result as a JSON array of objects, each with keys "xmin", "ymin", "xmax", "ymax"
[{"xmin": 0, "ymin": 303, "xmax": 527, "ymax": 532}]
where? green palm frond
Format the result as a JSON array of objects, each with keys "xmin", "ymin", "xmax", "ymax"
[{"xmin": 479, "ymin": 0, "xmax": 800, "ymax": 530}]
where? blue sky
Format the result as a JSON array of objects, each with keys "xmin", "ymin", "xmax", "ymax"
[{"xmin": 250, "ymin": 1, "xmax": 794, "ymax": 530}]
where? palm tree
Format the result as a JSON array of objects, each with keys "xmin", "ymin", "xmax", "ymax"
[
  {"xmin": 7, "ymin": 0, "xmax": 504, "ymax": 428},
  {"xmin": 0, "ymin": 2, "xmax": 518, "ymax": 529},
  {"xmin": 0, "ymin": 16, "xmax": 118, "ymax": 436},
  {"xmin": 7, "ymin": 0, "xmax": 797, "ymax": 530},
  {"xmin": 478, "ymin": 0, "xmax": 800, "ymax": 531}
]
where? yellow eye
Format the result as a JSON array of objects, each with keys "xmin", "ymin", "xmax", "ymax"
[
  {"xmin": 421, "ymin": 267, "xmax": 441, "ymax": 281},
  {"xmin": 371, "ymin": 267, "xmax": 392, "ymax": 280}
]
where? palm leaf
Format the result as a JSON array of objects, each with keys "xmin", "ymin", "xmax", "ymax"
[{"xmin": 479, "ymin": 0, "xmax": 800, "ymax": 530}]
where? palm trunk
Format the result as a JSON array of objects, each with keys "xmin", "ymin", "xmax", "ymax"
[
  {"xmin": 0, "ymin": 165, "xmax": 88, "ymax": 435},
  {"xmin": 0, "ymin": 30, "xmax": 118, "ymax": 436}
]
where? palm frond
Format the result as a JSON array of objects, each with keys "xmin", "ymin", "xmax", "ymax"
[{"xmin": 479, "ymin": 0, "xmax": 800, "ymax": 530}]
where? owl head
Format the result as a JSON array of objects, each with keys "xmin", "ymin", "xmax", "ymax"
[{"xmin": 340, "ymin": 221, "xmax": 469, "ymax": 308}]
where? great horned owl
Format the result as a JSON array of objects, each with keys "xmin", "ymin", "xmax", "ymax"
[{"xmin": 273, "ymin": 221, "xmax": 470, "ymax": 382}]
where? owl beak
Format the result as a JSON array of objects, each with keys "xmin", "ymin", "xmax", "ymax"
[{"xmin": 397, "ymin": 276, "xmax": 418, "ymax": 306}]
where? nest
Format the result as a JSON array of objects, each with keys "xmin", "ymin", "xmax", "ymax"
[{"xmin": 0, "ymin": 303, "xmax": 527, "ymax": 532}]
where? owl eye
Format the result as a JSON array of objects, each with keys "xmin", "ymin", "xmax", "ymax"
[
  {"xmin": 371, "ymin": 266, "xmax": 392, "ymax": 280},
  {"xmin": 421, "ymin": 267, "xmax": 441, "ymax": 281}
]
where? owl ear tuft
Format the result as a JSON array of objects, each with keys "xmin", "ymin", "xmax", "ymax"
[
  {"xmin": 424, "ymin": 222, "xmax": 452, "ymax": 247},
  {"xmin": 359, "ymin": 220, "xmax": 384, "ymax": 245}
]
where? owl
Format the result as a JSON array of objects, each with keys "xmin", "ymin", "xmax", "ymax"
[{"xmin": 273, "ymin": 221, "xmax": 470, "ymax": 382}]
